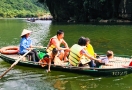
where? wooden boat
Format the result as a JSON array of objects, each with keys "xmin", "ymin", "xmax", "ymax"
[
  {"xmin": 27, "ymin": 18, "xmax": 35, "ymax": 22},
  {"xmin": 0, "ymin": 48, "xmax": 132, "ymax": 77}
]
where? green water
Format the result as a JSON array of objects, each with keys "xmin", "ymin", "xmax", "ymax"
[
  {"xmin": 0, "ymin": 19, "xmax": 132, "ymax": 90},
  {"xmin": 45, "ymin": 23, "xmax": 132, "ymax": 55}
]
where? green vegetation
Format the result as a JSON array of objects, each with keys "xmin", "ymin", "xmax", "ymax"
[{"xmin": 0, "ymin": 0, "xmax": 49, "ymax": 18}]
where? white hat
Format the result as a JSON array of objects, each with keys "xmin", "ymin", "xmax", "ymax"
[{"xmin": 21, "ymin": 29, "xmax": 32, "ymax": 36}]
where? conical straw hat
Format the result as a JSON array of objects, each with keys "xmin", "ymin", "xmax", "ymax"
[{"xmin": 21, "ymin": 29, "xmax": 32, "ymax": 36}]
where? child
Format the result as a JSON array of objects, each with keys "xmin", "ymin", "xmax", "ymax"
[
  {"xmin": 39, "ymin": 48, "xmax": 58, "ymax": 72},
  {"xmin": 96, "ymin": 50, "xmax": 113, "ymax": 67}
]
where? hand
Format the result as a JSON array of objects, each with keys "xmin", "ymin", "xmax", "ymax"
[
  {"xmin": 65, "ymin": 48, "xmax": 70, "ymax": 51},
  {"xmin": 97, "ymin": 59, "xmax": 101, "ymax": 63},
  {"xmin": 109, "ymin": 64, "xmax": 113, "ymax": 66},
  {"xmin": 27, "ymin": 48, "xmax": 33, "ymax": 50},
  {"xmin": 94, "ymin": 53, "xmax": 97, "ymax": 57}
]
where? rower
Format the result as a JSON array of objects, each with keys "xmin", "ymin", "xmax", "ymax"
[{"xmin": 19, "ymin": 29, "xmax": 40, "ymax": 62}]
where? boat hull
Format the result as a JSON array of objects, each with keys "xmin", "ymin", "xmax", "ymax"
[{"xmin": 0, "ymin": 54, "xmax": 132, "ymax": 77}]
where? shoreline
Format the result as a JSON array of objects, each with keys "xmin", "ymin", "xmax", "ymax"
[
  {"xmin": 0, "ymin": 18, "xmax": 132, "ymax": 24},
  {"xmin": 95, "ymin": 19, "xmax": 132, "ymax": 23}
]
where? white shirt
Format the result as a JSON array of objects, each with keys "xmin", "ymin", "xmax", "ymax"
[{"xmin": 100, "ymin": 57, "xmax": 109, "ymax": 64}]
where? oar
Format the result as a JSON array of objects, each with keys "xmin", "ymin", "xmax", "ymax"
[
  {"xmin": 0, "ymin": 50, "xmax": 31, "ymax": 79},
  {"xmin": 32, "ymin": 46, "xmax": 47, "ymax": 49}
]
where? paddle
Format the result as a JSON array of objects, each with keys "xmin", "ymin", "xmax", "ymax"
[
  {"xmin": 0, "ymin": 50, "xmax": 31, "ymax": 79},
  {"xmin": 32, "ymin": 46, "xmax": 47, "ymax": 49}
]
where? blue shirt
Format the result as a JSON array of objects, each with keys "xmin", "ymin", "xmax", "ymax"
[{"xmin": 19, "ymin": 37, "xmax": 32, "ymax": 54}]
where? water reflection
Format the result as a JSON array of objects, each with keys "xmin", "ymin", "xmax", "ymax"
[
  {"xmin": 50, "ymin": 75, "xmax": 132, "ymax": 90},
  {"xmin": 26, "ymin": 20, "xmax": 52, "ymax": 46},
  {"xmin": 0, "ymin": 19, "xmax": 24, "ymax": 47},
  {"xmin": 44, "ymin": 72, "xmax": 102, "ymax": 90},
  {"xmin": 0, "ymin": 19, "xmax": 52, "ymax": 47}
]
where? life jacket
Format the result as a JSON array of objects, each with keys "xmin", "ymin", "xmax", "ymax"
[
  {"xmin": 46, "ymin": 35, "xmax": 63, "ymax": 53},
  {"xmin": 69, "ymin": 44, "xmax": 84, "ymax": 66},
  {"xmin": 46, "ymin": 45, "xmax": 56, "ymax": 53},
  {"xmin": 86, "ymin": 44, "xmax": 95, "ymax": 57}
]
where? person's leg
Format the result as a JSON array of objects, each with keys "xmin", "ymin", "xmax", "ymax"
[
  {"xmin": 58, "ymin": 50, "xmax": 64, "ymax": 60},
  {"xmin": 94, "ymin": 60, "xmax": 102, "ymax": 68},
  {"xmin": 64, "ymin": 50, "xmax": 69, "ymax": 62},
  {"xmin": 58, "ymin": 50, "xmax": 69, "ymax": 62},
  {"xmin": 32, "ymin": 49, "xmax": 40, "ymax": 62},
  {"xmin": 54, "ymin": 56, "xmax": 63, "ymax": 65},
  {"xmin": 88, "ymin": 60, "xmax": 96, "ymax": 67},
  {"xmin": 27, "ymin": 51, "xmax": 36, "ymax": 62}
]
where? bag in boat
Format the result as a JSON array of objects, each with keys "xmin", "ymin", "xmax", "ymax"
[{"xmin": 38, "ymin": 51, "xmax": 46, "ymax": 59}]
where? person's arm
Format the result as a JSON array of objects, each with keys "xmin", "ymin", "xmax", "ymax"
[
  {"xmin": 25, "ymin": 38, "xmax": 33, "ymax": 50},
  {"xmin": 20, "ymin": 39, "xmax": 30, "ymax": 50},
  {"xmin": 31, "ymin": 46, "xmax": 44, "ymax": 48},
  {"xmin": 100, "ymin": 57, "xmax": 112, "ymax": 66},
  {"xmin": 104, "ymin": 59, "xmax": 112, "ymax": 66},
  {"xmin": 52, "ymin": 39, "xmax": 69, "ymax": 50},
  {"xmin": 47, "ymin": 58, "xmax": 51, "ymax": 72},
  {"xmin": 81, "ymin": 49, "xmax": 101, "ymax": 62},
  {"xmin": 61, "ymin": 39, "xmax": 69, "ymax": 48},
  {"xmin": 47, "ymin": 38, "xmax": 52, "ymax": 48}
]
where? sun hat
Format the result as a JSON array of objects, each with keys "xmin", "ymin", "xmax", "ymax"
[{"xmin": 21, "ymin": 29, "xmax": 32, "ymax": 36}]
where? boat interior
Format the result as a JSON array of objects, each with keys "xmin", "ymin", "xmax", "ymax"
[{"xmin": 0, "ymin": 54, "xmax": 132, "ymax": 69}]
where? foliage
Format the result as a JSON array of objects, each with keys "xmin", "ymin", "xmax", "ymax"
[{"xmin": 0, "ymin": 0, "xmax": 48, "ymax": 18}]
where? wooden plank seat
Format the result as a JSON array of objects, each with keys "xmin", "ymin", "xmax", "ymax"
[{"xmin": 18, "ymin": 54, "xmax": 31, "ymax": 61}]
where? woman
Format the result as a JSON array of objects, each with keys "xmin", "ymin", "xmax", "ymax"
[
  {"xmin": 85, "ymin": 38, "xmax": 96, "ymax": 57},
  {"xmin": 19, "ymin": 29, "xmax": 40, "ymax": 62},
  {"xmin": 85, "ymin": 37, "xmax": 97, "ymax": 67},
  {"xmin": 69, "ymin": 37, "xmax": 101, "ymax": 67}
]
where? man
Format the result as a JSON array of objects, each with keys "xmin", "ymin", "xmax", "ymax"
[{"xmin": 47, "ymin": 30, "xmax": 70, "ymax": 62}]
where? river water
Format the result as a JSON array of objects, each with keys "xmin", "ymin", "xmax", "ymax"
[{"xmin": 0, "ymin": 19, "xmax": 132, "ymax": 90}]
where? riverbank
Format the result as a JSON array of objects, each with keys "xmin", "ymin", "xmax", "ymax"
[
  {"xmin": 94, "ymin": 19, "xmax": 131, "ymax": 23},
  {"xmin": 67, "ymin": 18, "xmax": 132, "ymax": 23},
  {"xmin": 0, "ymin": 14, "xmax": 53, "ymax": 21}
]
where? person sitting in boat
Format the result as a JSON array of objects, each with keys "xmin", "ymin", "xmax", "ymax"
[
  {"xmin": 69, "ymin": 37, "xmax": 101, "ymax": 67},
  {"xmin": 46, "ymin": 30, "xmax": 70, "ymax": 62},
  {"xmin": 39, "ymin": 48, "xmax": 58, "ymax": 72},
  {"xmin": 19, "ymin": 29, "xmax": 40, "ymax": 62},
  {"xmin": 95, "ymin": 50, "xmax": 113, "ymax": 67},
  {"xmin": 85, "ymin": 37, "xmax": 97, "ymax": 67},
  {"xmin": 85, "ymin": 37, "xmax": 96, "ymax": 57}
]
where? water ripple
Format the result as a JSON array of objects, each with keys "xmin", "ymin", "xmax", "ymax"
[{"xmin": 26, "ymin": 20, "xmax": 52, "ymax": 46}]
